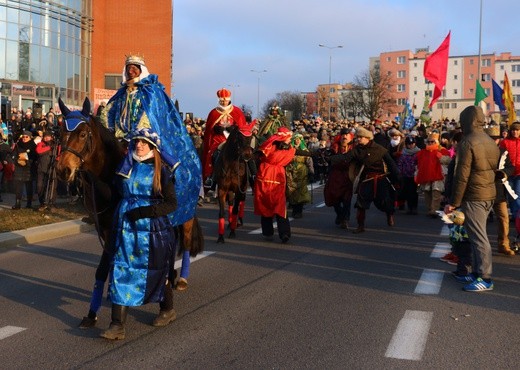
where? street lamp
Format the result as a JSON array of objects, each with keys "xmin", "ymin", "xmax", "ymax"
[
  {"xmin": 250, "ymin": 69, "xmax": 267, "ymax": 117},
  {"xmin": 319, "ymin": 44, "xmax": 343, "ymax": 121}
]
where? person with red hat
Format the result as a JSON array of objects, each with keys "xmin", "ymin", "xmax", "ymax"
[{"xmin": 203, "ymin": 88, "xmax": 247, "ymax": 190}]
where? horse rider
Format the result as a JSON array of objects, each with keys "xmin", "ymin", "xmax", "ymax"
[
  {"xmin": 203, "ymin": 88, "xmax": 256, "ymax": 191},
  {"xmin": 258, "ymin": 103, "xmax": 289, "ymax": 145}
]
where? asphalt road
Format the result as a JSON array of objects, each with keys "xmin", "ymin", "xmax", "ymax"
[{"xmin": 1, "ymin": 186, "xmax": 519, "ymax": 369}]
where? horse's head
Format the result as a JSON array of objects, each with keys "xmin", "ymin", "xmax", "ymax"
[
  {"xmin": 56, "ymin": 98, "xmax": 100, "ymax": 182},
  {"xmin": 226, "ymin": 125, "xmax": 253, "ymax": 162}
]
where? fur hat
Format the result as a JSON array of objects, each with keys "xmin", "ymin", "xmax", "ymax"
[
  {"xmin": 388, "ymin": 128, "xmax": 403, "ymax": 137},
  {"xmin": 356, "ymin": 127, "xmax": 374, "ymax": 140},
  {"xmin": 485, "ymin": 125, "xmax": 501, "ymax": 139}
]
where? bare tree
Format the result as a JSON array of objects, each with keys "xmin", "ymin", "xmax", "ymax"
[
  {"xmin": 262, "ymin": 91, "xmax": 303, "ymax": 120},
  {"xmin": 352, "ymin": 66, "xmax": 396, "ymax": 122},
  {"xmin": 338, "ymin": 89, "xmax": 365, "ymax": 121}
]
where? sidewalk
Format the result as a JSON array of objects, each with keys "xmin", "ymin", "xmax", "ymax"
[{"xmin": 0, "ymin": 191, "xmax": 95, "ymax": 248}]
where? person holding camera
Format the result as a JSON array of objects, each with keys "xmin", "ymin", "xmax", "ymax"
[
  {"xmin": 35, "ymin": 130, "xmax": 59, "ymax": 211},
  {"xmin": 11, "ymin": 130, "xmax": 37, "ymax": 210}
]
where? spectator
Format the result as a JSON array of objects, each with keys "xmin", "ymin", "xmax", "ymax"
[
  {"xmin": 397, "ymin": 136, "xmax": 420, "ymax": 214},
  {"xmin": 11, "ymin": 130, "xmax": 37, "ymax": 210}
]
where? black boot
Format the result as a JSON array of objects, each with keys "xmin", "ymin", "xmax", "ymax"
[
  {"xmin": 12, "ymin": 199, "xmax": 21, "ymax": 210},
  {"xmin": 25, "ymin": 199, "xmax": 32, "ymax": 209},
  {"xmin": 100, "ymin": 304, "xmax": 127, "ymax": 340},
  {"xmin": 353, "ymin": 208, "xmax": 366, "ymax": 234},
  {"xmin": 153, "ymin": 282, "xmax": 176, "ymax": 327}
]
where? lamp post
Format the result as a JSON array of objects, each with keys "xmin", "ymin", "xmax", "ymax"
[
  {"xmin": 227, "ymin": 83, "xmax": 240, "ymax": 104},
  {"xmin": 250, "ymin": 69, "xmax": 267, "ymax": 117},
  {"xmin": 319, "ymin": 44, "xmax": 343, "ymax": 121}
]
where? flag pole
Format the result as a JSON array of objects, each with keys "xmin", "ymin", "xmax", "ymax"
[{"xmin": 478, "ymin": 0, "xmax": 483, "ymax": 80}]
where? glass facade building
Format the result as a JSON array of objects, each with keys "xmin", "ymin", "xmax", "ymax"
[{"xmin": 0, "ymin": 0, "xmax": 92, "ymax": 117}]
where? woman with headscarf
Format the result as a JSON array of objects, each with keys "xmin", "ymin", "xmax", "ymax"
[
  {"xmin": 100, "ymin": 128, "xmax": 178, "ymax": 340},
  {"xmin": 286, "ymin": 133, "xmax": 314, "ymax": 219}
]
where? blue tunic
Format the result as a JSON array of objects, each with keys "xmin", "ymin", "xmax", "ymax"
[{"xmin": 108, "ymin": 161, "xmax": 175, "ymax": 307}]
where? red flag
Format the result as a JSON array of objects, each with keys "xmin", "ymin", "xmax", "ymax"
[{"xmin": 424, "ymin": 31, "xmax": 451, "ymax": 108}]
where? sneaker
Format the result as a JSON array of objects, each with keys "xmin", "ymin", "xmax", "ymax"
[
  {"xmin": 463, "ymin": 277, "xmax": 494, "ymax": 292},
  {"xmin": 452, "ymin": 273, "xmax": 475, "ymax": 283},
  {"xmin": 440, "ymin": 252, "xmax": 456, "ymax": 263},
  {"xmin": 446, "ymin": 255, "xmax": 459, "ymax": 266}
]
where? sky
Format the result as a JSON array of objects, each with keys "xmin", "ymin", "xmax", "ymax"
[{"xmin": 172, "ymin": 0, "xmax": 520, "ymax": 119}]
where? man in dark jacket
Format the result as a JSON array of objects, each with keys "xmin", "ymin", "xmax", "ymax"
[
  {"xmin": 334, "ymin": 127, "xmax": 399, "ymax": 233},
  {"xmin": 444, "ymin": 106, "xmax": 500, "ymax": 292}
]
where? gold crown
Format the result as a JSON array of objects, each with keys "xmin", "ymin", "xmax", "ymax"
[{"xmin": 125, "ymin": 53, "xmax": 146, "ymax": 66}]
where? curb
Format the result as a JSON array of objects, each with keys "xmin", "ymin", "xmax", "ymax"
[{"xmin": 0, "ymin": 219, "xmax": 96, "ymax": 248}]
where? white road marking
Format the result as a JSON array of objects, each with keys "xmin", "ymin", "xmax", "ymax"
[
  {"xmin": 431, "ymin": 242, "xmax": 451, "ymax": 258},
  {"xmin": 249, "ymin": 218, "xmax": 294, "ymax": 234},
  {"xmin": 0, "ymin": 326, "xmax": 26, "ymax": 340},
  {"xmin": 385, "ymin": 310, "xmax": 433, "ymax": 361},
  {"xmin": 174, "ymin": 251, "xmax": 215, "ymax": 270},
  {"xmin": 315, "ymin": 202, "xmax": 326, "ymax": 208},
  {"xmin": 414, "ymin": 269, "xmax": 444, "ymax": 295},
  {"xmin": 440, "ymin": 224, "xmax": 449, "ymax": 236}
]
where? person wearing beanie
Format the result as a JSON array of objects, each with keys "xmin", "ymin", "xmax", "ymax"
[
  {"xmin": 11, "ymin": 130, "xmax": 37, "ymax": 209},
  {"xmin": 331, "ymin": 126, "xmax": 399, "ymax": 233},
  {"xmin": 445, "ymin": 106, "xmax": 500, "ymax": 292},
  {"xmin": 415, "ymin": 132, "xmax": 451, "ymax": 218}
]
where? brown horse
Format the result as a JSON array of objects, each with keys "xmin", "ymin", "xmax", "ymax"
[
  {"xmin": 214, "ymin": 124, "xmax": 253, "ymax": 243},
  {"xmin": 56, "ymin": 98, "xmax": 203, "ymax": 327}
]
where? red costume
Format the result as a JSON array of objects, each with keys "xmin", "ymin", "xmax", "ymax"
[
  {"xmin": 202, "ymin": 88, "xmax": 246, "ymax": 179},
  {"xmin": 254, "ymin": 128, "xmax": 296, "ymax": 218},
  {"xmin": 415, "ymin": 145, "xmax": 450, "ymax": 184}
]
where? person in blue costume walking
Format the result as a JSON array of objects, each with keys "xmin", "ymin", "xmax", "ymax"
[{"xmin": 101, "ymin": 128, "xmax": 178, "ymax": 340}]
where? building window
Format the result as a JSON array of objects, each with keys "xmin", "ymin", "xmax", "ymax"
[
  {"xmin": 454, "ymin": 60, "xmax": 458, "ymax": 66},
  {"xmin": 386, "ymin": 56, "xmax": 391, "ymax": 62},
  {"xmin": 469, "ymin": 88, "xmax": 474, "ymax": 94},
  {"xmin": 397, "ymin": 70, "xmax": 406, "ymax": 78},
  {"xmin": 485, "ymin": 88, "xmax": 490, "ymax": 96},
  {"xmin": 414, "ymin": 90, "xmax": 418, "ymax": 95},
  {"xmin": 105, "ymin": 75, "xmax": 123, "ymax": 90},
  {"xmin": 454, "ymin": 75, "xmax": 458, "ymax": 80},
  {"xmin": 414, "ymin": 76, "xmax": 417, "ymax": 82},
  {"xmin": 469, "ymin": 74, "xmax": 474, "ymax": 80},
  {"xmin": 451, "ymin": 103, "xmax": 457, "ymax": 109},
  {"xmin": 414, "ymin": 62, "xmax": 417, "ymax": 67},
  {"xmin": 453, "ymin": 89, "xmax": 458, "ymax": 95},
  {"xmin": 481, "ymin": 59, "xmax": 491, "ymax": 67},
  {"xmin": 397, "ymin": 98, "xmax": 406, "ymax": 105},
  {"xmin": 397, "ymin": 84, "xmax": 406, "ymax": 92},
  {"xmin": 387, "ymin": 71, "xmax": 392, "ymax": 76},
  {"xmin": 500, "ymin": 65, "xmax": 504, "ymax": 70},
  {"xmin": 469, "ymin": 59, "xmax": 474, "ymax": 65},
  {"xmin": 514, "ymin": 95, "xmax": 520, "ymax": 103},
  {"xmin": 513, "ymin": 80, "xmax": 520, "ymax": 87},
  {"xmin": 437, "ymin": 103, "xmax": 443, "ymax": 109},
  {"xmin": 397, "ymin": 56, "xmax": 406, "ymax": 64},
  {"xmin": 481, "ymin": 73, "xmax": 491, "ymax": 82}
]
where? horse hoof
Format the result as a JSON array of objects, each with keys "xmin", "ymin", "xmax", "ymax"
[
  {"xmin": 217, "ymin": 235, "xmax": 225, "ymax": 243},
  {"xmin": 228, "ymin": 231, "xmax": 236, "ymax": 239}
]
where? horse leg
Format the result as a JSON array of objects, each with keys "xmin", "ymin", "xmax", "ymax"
[
  {"xmin": 79, "ymin": 250, "xmax": 111, "ymax": 328},
  {"xmin": 217, "ymin": 191, "xmax": 226, "ymax": 243}
]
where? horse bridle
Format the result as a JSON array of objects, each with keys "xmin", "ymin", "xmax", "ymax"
[{"xmin": 62, "ymin": 121, "xmax": 93, "ymax": 165}]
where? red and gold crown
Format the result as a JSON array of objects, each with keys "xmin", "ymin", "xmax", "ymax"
[
  {"xmin": 125, "ymin": 53, "xmax": 146, "ymax": 66},
  {"xmin": 216, "ymin": 88, "xmax": 232, "ymax": 100}
]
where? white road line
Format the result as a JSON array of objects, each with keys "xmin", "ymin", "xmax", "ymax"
[
  {"xmin": 174, "ymin": 251, "xmax": 215, "ymax": 270},
  {"xmin": 385, "ymin": 310, "xmax": 433, "ymax": 361},
  {"xmin": 431, "ymin": 242, "xmax": 451, "ymax": 258},
  {"xmin": 249, "ymin": 218, "xmax": 294, "ymax": 234},
  {"xmin": 0, "ymin": 326, "xmax": 26, "ymax": 340},
  {"xmin": 315, "ymin": 202, "xmax": 326, "ymax": 208},
  {"xmin": 414, "ymin": 269, "xmax": 444, "ymax": 295},
  {"xmin": 440, "ymin": 224, "xmax": 449, "ymax": 236}
]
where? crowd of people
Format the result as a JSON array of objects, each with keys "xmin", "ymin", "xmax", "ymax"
[{"xmin": 0, "ymin": 63, "xmax": 517, "ymax": 340}]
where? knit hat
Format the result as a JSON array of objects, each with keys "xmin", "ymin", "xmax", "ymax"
[
  {"xmin": 356, "ymin": 127, "xmax": 374, "ymax": 140},
  {"xmin": 22, "ymin": 130, "xmax": 32, "ymax": 137},
  {"xmin": 405, "ymin": 136, "xmax": 416, "ymax": 144}
]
